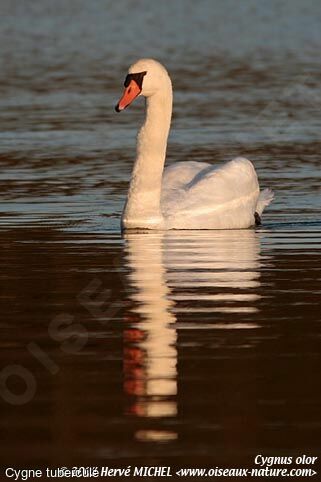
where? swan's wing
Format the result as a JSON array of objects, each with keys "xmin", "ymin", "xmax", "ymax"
[
  {"xmin": 161, "ymin": 160, "xmax": 210, "ymax": 208},
  {"xmin": 186, "ymin": 157, "xmax": 259, "ymax": 206},
  {"xmin": 162, "ymin": 157, "xmax": 261, "ymax": 229},
  {"xmin": 162, "ymin": 161, "xmax": 210, "ymax": 190}
]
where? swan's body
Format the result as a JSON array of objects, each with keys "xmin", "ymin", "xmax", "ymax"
[{"xmin": 116, "ymin": 59, "xmax": 273, "ymax": 230}]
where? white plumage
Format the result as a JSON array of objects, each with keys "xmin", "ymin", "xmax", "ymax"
[{"xmin": 116, "ymin": 59, "xmax": 273, "ymax": 230}]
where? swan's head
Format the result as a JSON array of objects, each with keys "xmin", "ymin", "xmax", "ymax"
[{"xmin": 115, "ymin": 58, "xmax": 170, "ymax": 112}]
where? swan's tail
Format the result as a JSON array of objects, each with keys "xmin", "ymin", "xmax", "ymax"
[{"xmin": 256, "ymin": 188, "xmax": 274, "ymax": 216}]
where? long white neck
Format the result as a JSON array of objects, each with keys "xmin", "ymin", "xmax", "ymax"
[{"xmin": 122, "ymin": 79, "xmax": 172, "ymax": 229}]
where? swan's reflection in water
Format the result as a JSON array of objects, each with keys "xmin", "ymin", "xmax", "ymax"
[{"xmin": 123, "ymin": 230, "xmax": 262, "ymax": 442}]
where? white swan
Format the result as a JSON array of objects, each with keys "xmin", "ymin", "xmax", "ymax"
[{"xmin": 115, "ymin": 58, "xmax": 273, "ymax": 230}]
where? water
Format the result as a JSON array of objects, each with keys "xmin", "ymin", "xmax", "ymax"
[{"xmin": 0, "ymin": 0, "xmax": 320, "ymax": 472}]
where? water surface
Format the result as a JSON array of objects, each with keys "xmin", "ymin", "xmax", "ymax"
[{"xmin": 0, "ymin": 0, "xmax": 320, "ymax": 471}]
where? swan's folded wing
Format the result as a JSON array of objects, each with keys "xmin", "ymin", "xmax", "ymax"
[
  {"xmin": 161, "ymin": 160, "xmax": 210, "ymax": 207},
  {"xmin": 163, "ymin": 157, "xmax": 260, "ymax": 229},
  {"xmin": 162, "ymin": 161, "xmax": 210, "ymax": 189}
]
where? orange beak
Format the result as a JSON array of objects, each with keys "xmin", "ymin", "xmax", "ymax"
[{"xmin": 115, "ymin": 80, "xmax": 141, "ymax": 112}]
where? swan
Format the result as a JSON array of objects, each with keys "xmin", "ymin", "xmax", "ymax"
[{"xmin": 115, "ymin": 58, "xmax": 273, "ymax": 230}]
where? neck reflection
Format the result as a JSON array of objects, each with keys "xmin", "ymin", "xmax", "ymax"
[{"xmin": 124, "ymin": 232, "xmax": 177, "ymax": 442}]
